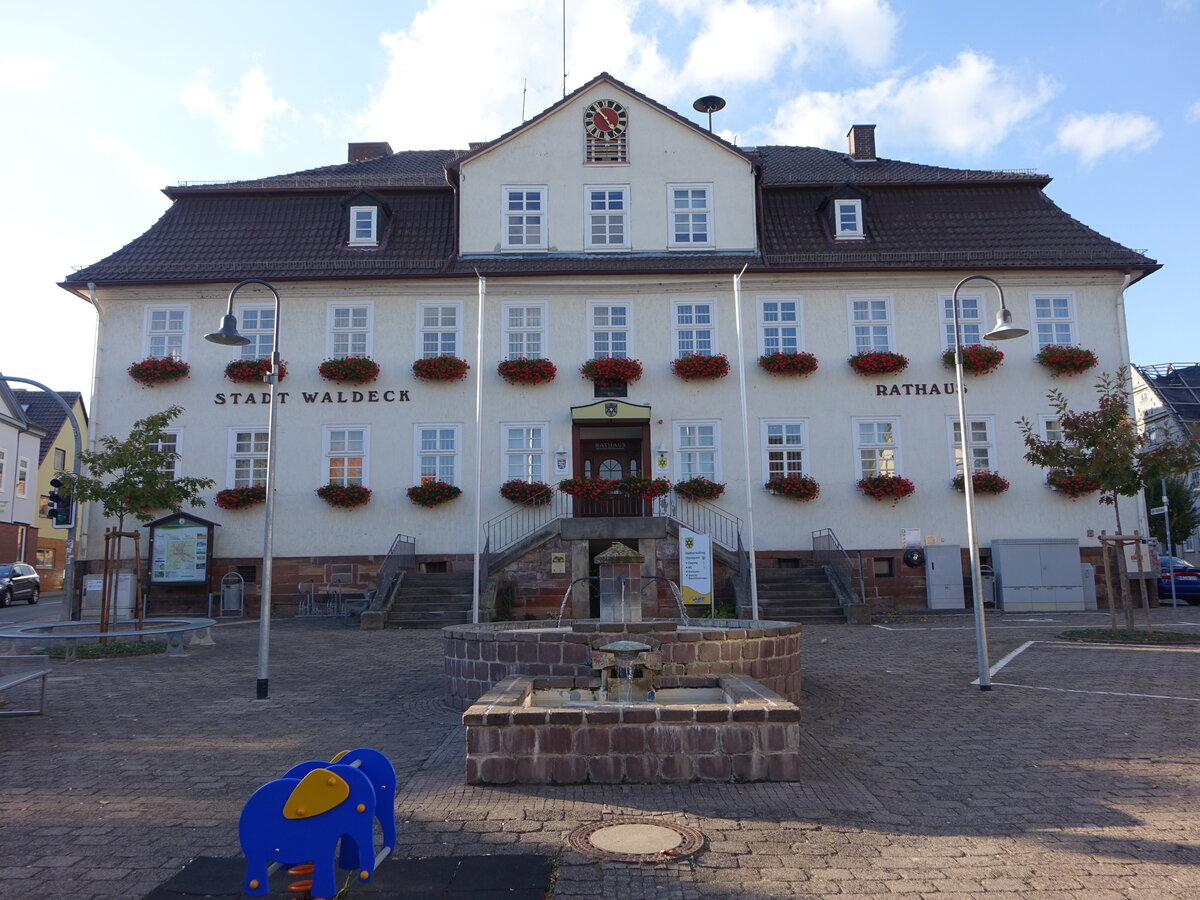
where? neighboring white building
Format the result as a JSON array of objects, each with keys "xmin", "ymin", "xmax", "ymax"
[
  {"xmin": 61, "ymin": 73, "xmax": 1159, "ymax": 615},
  {"xmin": 0, "ymin": 380, "xmax": 46, "ymax": 567}
]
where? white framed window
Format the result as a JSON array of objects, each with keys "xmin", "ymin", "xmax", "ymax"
[
  {"xmin": 149, "ymin": 430, "xmax": 181, "ymax": 480},
  {"xmin": 0, "ymin": 449, "xmax": 7, "ymax": 493},
  {"xmin": 502, "ymin": 186, "xmax": 547, "ymax": 250},
  {"xmin": 501, "ymin": 303, "xmax": 546, "ymax": 360},
  {"xmin": 415, "ymin": 424, "xmax": 460, "ymax": 485},
  {"xmin": 1031, "ymin": 293, "xmax": 1075, "ymax": 349},
  {"xmin": 144, "ymin": 306, "xmax": 188, "ymax": 360},
  {"xmin": 948, "ymin": 417, "xmax": 995, "ymax": 476},
  {"xmin": 348, "ymin": 206, "xmax": 378, "ymax": 246},
  {"xmin": 848, "ymin": 294, "xmax": 894, "ymax": 353},
  {"xmin": 585, "ymin": 186, "xmax": 629, "ymax": 249},
  {"xmin": 761, "ymin": 420, "xmax": 808, "ymax": 480},
  {"xmin": 229, "ymin": 429, "xmax": 269, "ymax": 489},
  {"xmin": 940, "ymin": 292, "xmax": 983, "ymax": 350},
  {"xmin": 419, "ymin": 302, "xmax": 462, "ymax": 358},
  {"xmin": 672, "ymin": 300, "xmax": 716, "ymax": 358},
  {"xmin": 834, "ymin": 199, "xmax": 864, "ymax": 239},
  {"xmin": 589, "ymin": 302, "xmax": 631, "ymax": 358},
  {"xmin": 53, "ymin": 448, "xmax": 66, "ymax": 471},
  {"xmin": 235, "ymin": 305, "xmax": 276, "ymax": 360},
  {"xmin": 327, "ymin": 303, "xmax": 372, "ymax": 358},
  {"xmin": 675, "ymin": 421, "xmax": 719, "ymax": 482},
  {"xmin": 668, "ymin": 183, "xmax": 712, "ymax": 247},
  {"xmin": 325, "ymin": 427, "xmax": 368, "ymax": 486},
  {"xmin": 501, "ymin": 423, "xmax": 547, "ymax": 482},
  {"xmin": 15, "ymin": 457, "xmax": 29, "ymax": 498},
  {"xmin": 1040, "ymin": 415, "xmax": 1063, "ymax": 443},
  {"xmin": 758, "ymin": 296, "xmax": 802, "ymax": 355},
  {"xmin": 853, "ymin": 419, "xmax": 899, "ymax": 479}
]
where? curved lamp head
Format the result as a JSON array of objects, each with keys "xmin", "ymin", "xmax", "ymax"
[
  {"xmin": 205, "ymin": 314, "xmax": 252, "ymax": 346},
  {"xmin": 983, "ymin": 306, "xmax": 1028, "ymax": 342}
]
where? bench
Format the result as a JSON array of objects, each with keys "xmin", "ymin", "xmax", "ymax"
[{"xmin": 0, "ymin": 656, "xmax": 51, "ymax": 716}]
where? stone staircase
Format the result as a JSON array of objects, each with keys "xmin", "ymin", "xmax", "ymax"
[
  {"xmin": 754, "ymin": 567, "xmax": 846, "ymax": 624},
  {"xmin": 385, "ymin": 572, "xmax": 475, "ymax": 629}
]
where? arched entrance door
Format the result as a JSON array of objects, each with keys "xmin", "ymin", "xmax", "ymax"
[{"xmin": 571, "ymin": 400, "xmax": 653, "ymax": 517}]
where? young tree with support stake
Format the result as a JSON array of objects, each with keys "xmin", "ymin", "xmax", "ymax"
[{"xmin": 1018, "ymin": 370, "xmax": 1194, "ymax": 629}]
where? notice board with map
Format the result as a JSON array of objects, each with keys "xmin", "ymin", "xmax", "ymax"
[{"xmin": 147, "ymin": 513, "xmax": 216, "ymax": 585}]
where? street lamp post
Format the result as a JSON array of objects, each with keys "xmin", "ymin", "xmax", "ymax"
[
  {"xmin": 950, "ymin": 275, "xmax": 1027, "ymax": 691},
  {"xmin": 205, "ymin": 279, "xmax": 281, "ymax": 700}
]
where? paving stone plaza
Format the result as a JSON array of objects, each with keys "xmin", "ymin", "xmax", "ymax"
[{"xmin": 1, "ymin": 609, "xmax": 1198, "ymax": 898}]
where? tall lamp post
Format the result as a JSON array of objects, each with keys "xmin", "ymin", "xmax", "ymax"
[
  {"xmin": 205, "ymin": 279, "xmax": 281, "ymax": 700},
  {"xmin": 950, "ymin": 275, "xmax": 1027, "ymax": 691}
]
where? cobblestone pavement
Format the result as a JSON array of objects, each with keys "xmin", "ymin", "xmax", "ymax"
[{"xmin": 1, "ymin": 608, "xmax": 1198, "ymax": 899}]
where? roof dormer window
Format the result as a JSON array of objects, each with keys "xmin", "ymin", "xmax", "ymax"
[
  {"xmin": 834, "ymin": 199, "xmax": 864, "ymax": 240},
  {"xmin": 349, "ymin": 206, "xmax": 379, "ymax": 246}
]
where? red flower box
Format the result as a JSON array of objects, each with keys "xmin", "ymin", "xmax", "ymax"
[
  {"xmin": 857, "ymin": 473, "xmax": 915, "ymax": 504},
  {"xmin": 670, "ymin": 354, "xmax": 730, "ymax": 381},
  {"xmin": 765, "ymin": 474, "xmax": 821, "ymax": 501},
  {"xmin": 1035, "ymin": 345, "xmax": 1098, "ymax": 377},
  {"xmin": 128, "ymin": 357, "xmax": 190, "ymax": 386},
  {"xmin": 318, "ymin": 357, "xmax": 380, "ymax": 385},
  {"xmin": 412, "ymin": 356, "xmax": 470, "ymax": 382},
  {"xmin": 1046, "ymin": 469, "xmax": 1101, "ymax": 499},
  {"xmin": 674, "ymin": 477, "xmax": 726, "ymax": 502},
  {"xmin": 951, "ymin": 471, "xmax": 1010, "ymax": 494},
  {"xmin": 615, "ymin": 476, "xmax": 672, "ymax": 500},
  {"xmin": 848, "ymin": 350, "xmax": 909, "ymax": 376},
  {"xmin": 316, "ymin": 483, "xmax": 372, "ymax": 508},
  {"xmin": 758, "ymin": 352, "xmax": 818, "ymax": 377},
  {"xmin": 214, "ymin": 485, "xmax": 266, "ymax": 510},
  {"xmin": 407, "ymin": 480, "xmax": 463, "ymax": 507},
  {"xmin": 497, "ymin": 358, "xmax": 557, "ymax": 386},
  {"xmin": 557, "ymin": 477, "xmax": 615, "ymax": 501},
  {"xmin": 499, "ymin": 480, "xmax": 553, "ymax": 505},
  {"xmin": 942, "ymin": 345, "xmax": 1004, "ymax": 376},
  {"xmin": 225, "ymin": 358, "xmax": 287, "ymax": 383},
  {"xmin": 580, "ymin": 357, "xmax": 643, "ymax": 383}
]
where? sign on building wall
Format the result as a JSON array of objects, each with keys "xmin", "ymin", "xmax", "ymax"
[{"xmin": 680, "ymin": 527, "xmax": 712, "ymax": 608}]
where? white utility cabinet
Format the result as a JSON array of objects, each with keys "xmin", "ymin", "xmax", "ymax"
[
  {"xmin": 925, "ymin": 545, "xmax": 965, "ymax": 609},
  {"xmin": 990, "ymin": 538, "xmax": 1084, "ymax": 611}
]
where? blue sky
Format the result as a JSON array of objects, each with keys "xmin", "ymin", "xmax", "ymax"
[{"xmin": 3, "ymin": 0, "xmax": 1196, "ymax": 396}]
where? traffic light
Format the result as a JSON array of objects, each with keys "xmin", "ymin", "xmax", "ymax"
[{"xmin": 48, "ymin": 477, "xmax": 74, "ymax": 529}]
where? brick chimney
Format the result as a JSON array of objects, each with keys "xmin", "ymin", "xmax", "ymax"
[
  {"xmin": 347, "ymin": 142, "xmax": 393, "ymax": 163},
  {"xmin": 847, "ymin": 125, "xmax": 876, "ymax": 162}
]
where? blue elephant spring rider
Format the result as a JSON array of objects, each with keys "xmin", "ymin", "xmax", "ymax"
[{"xmin": 239, "ymin": 748, "xmax": 397, "ymax": 899}]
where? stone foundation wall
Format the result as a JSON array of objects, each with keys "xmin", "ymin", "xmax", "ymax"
[
  {"xmin": 463, "ymin": 673, "xmax": 801, "ymax": 784},
  {"xmin": 444, "ymin": 620, "xmax": 802, "ymax": 711}
]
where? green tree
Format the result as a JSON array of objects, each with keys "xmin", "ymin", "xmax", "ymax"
[
  {"xmin": 1018, "ymin": 371, "xmax": 1194, "ymax": 532},
  {"xmin": 1144, "ymin": 475, "xmax": 1200, "ymax": 553},
  {"xmin": 60, "ymin": 405, "xmax": 215, "ymax": 530}
]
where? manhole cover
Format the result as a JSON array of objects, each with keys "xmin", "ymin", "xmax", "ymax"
[{"xmin": 568, "ymin": 818, "xmax": 705, "ymax": 863}]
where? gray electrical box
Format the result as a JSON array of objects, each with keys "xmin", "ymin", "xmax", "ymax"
[
  {"xmin": 990, "ymin": 539, "xmax": 1084, "ymax": 611},
  {"xmin": 925, "ymin": 545, "xmax": 965, "ymax": 609}
]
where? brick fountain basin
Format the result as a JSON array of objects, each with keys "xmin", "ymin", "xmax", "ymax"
[{"xmin": 463, "ymin": 672, "xmax": 801, "ymax": 784}]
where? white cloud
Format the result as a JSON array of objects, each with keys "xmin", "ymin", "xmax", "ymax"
[
  {"xmin": 765, "ymin": 51, "xmax": 1057, "ymax": 154},
  {"xmin": 180, "ymin": 67, "xmax": 291, "ymax": 154},
  {"xmin": 1186, "ymin": 99, "xmax": 1200, "ymax": 124},
  {"xmin": 356, "ymin": 0, "xmax": 898, "ymax": 148},
  {"xmin": 1056, "ymin": 112, "xmax": 1160, "ymax": 165},
  {"xmin": 0, "ymin": 57, "xmax": 56, "ymax": 90}
]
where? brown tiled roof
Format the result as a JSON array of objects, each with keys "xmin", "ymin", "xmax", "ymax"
[
  {"xmin": 11, "ymin": 390, "xmax": 85, "ymax": 465},
  {"xmin": 62, "ymin": 142, "xmax": 1156, "ymax": 288}
]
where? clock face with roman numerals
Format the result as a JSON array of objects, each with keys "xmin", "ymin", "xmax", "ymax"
[{"xmin": 584, "ymin": 99, "xmax": 628, "ymax": 140}]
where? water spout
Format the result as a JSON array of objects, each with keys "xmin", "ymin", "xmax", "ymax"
[
  {"xmin": 556, "ymin": 576, "xmax": 599, "ymax": 626},
  {"xmin": 642, "ymin": 575, "xmax": 689, "ymax": 622}
]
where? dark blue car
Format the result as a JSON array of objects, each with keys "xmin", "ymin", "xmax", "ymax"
[{"xmin": 1158, "ymin": 556, "xmax": 1200, "ymax": 604}]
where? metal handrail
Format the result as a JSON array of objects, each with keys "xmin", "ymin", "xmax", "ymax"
[
  {"xmin": 369, "ymin": 533, "xmax": 416, "ymax": 611},
  {"xmin": 482, "ymin": 492, "xmax": 573, "ymax": 555},
  {"xmin": 812, "ymin": 528, "xmax": 865, "ymax": 610},
  {"xmin": 654, "ymin": 494, "xmax": 742, "ymax": 551}
]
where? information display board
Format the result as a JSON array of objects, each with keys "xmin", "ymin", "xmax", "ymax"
[
  {"xmin": 150, "ymin": 518, "xmax": 209, "ymax": 583},
  {"xmin": 680, "ymin": 527, "xmax": 713, "ymax": 608}
]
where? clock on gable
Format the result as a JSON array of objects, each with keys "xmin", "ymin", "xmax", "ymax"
[{"xmin": 584, "ymin": 99, "xmax": 628, "ymax": 140}]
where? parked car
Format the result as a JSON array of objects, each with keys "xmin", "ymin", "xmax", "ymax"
[
  {"xmin": 0, "ymin": 563, "xmax": 40, "ymax": 606},
  {"xmin": 1158, "ymin": 556, "xmax": 1200, "ymax": 604}
]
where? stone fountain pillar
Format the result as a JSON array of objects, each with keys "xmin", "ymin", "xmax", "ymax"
[{"xmin": 596, "ymin": 542, "xmax": 644, "ymax": 623}]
